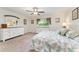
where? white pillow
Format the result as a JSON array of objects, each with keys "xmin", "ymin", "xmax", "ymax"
[
  {"xmin": 59, "ymin": 29, "xmax": 69, "ymax": 36},
  {"xmin": 66, "ymin": 30, "xmax": 79, "ymax": 39}
]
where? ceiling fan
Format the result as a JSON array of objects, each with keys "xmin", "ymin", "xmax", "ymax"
[{"xmin": 26, "ymin": 7, "xmax": 45, "ymax": 15}]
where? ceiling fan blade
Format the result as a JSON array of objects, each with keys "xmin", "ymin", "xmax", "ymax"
[
  {"xmin": 38, "ymin": 14, "xmax": 40, "ymax": 15},
  {"xmin": 30, "ymin": 13, "xmax": 40, "ymax": 15},
  {"xmin": 30, "ymin": 13, "xmax": 33, "ymax": 15},
  {"xmin": 26, "ymin": 10, "xmax": 32, "ymax": 12},
  {"xmin": 38, "ymin": 11, "xmax": 45, "ymax": 13}
]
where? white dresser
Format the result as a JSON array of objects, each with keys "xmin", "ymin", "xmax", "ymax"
[{"xmin": 0, "ymin": 27, "xmax": 24, "ymax": 42}]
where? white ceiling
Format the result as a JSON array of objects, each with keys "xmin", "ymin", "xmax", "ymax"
[{"xmin": 1, "ymin": 7, "xmax": 75, "ymax": 17}]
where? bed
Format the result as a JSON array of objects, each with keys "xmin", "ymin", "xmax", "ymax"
[
  {"xmin": 31, "ymin": 19, "xmax": 79, "ymax": 52},
  {"xmin": 30, "ymin": 30, "xmax": 79, "ymax": 52}
]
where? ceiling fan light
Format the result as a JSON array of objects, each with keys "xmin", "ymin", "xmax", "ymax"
[
  {"xmin": 34, "ymin": 9, "xmax": 37, "ymax": 12},
  {"xmin": 33, "ymin": 12, "xmax": 38, "ymax": 15}
]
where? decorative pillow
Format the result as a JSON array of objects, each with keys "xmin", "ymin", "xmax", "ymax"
[
  {"xmin": 66, "ymin": 30, "xmax": 79, "ymax": 39},
  {"xmin": 59, "ymin": 29, "xmax": 69, "ymax": 36}
]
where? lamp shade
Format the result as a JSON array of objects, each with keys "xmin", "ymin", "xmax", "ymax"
[{"xmin": 62, "ymin": 22, "xmax": 67, "ymax": 28}]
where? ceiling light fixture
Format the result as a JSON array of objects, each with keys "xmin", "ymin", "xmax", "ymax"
[{"xmin": 26, "ymin": 7, "xmax": 45, "ymax": 15}]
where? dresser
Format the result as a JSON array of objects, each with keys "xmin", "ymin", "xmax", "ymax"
[{"xmin": 0, "ymin": 27, "xmax": 24, "ymax": 42}]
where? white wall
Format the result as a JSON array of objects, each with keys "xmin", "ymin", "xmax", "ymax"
[
  {"xmin": 65, "ymin": 7, "xmax": 79, "ymax": 33},
  {"xmin": 57, "ymin": 7, "xmax": 79, "ymax": 32},
  {"xmin": 50, "ymin": 12, "xmax": 65, "ymax": 31},
  {"xmin": 0, "ymin": 7, "xmax": 75, "ymax": 33},
  {"xmin": 0, "ymin": 8, "xmax": 30, "ymax": 33},
  {"xmin": 26, "ymin": 8, "xmax": 74, "ymax": 32},
  {"xmin": 49, "ymin": 8, "xmax": 75, "ymax": 30},
  {"xmin": 28, "ymin": 7, "xmax": 76, "ymax": 32},
  {"xmin": 34, "ymin": 10, "xmax": 69, "ymax": 31}
]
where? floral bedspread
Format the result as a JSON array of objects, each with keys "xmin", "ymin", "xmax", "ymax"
[{"xmin": 31, "ymin": 31, "xmax": 79, "ymax": 52}]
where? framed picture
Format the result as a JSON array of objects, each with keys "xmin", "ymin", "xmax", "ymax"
[
  {"xmin": 46, "ymin": 17, "xmax": 51, "ymax": 24},
  {"xmin": 24, "ymin": 19, "xmax": 27, "ymax": 25},
  {"xmin": 78, "ymin": 7, "xmax": 79, "ymax": 19},
  {"xmin": 72, "ymin": 7, "xmax": 78, "ymax": 20},
  {"xmin": 31, "ymin": 20, "xmax": 34, "ymax": 24},
  {"xmin": 37, "ymin": 19, "xmax": 40, "ymax": 24},
  {"xmin": 55, "ymin": 18, "xmax": 60, "ymax": 23},
  {"xmin": 16, "ymin": 20, "xmax": 18, "ymax": 25}
]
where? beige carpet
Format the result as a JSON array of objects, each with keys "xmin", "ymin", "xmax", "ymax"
[{"xmin": 0, "ymin": 33, "xmax": 36, "ymax": 52}]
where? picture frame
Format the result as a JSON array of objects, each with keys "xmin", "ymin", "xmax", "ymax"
[
  {"xmin": 37, "ymin": 19, "xmax": 40, "ymax": 24},
  {"xmin": 72, "ymin": 7, "xmax": 78, "ymax": 20},
  {"xmin": 24, "ymin": 19, "xmax": 27, "ymax": 25},
  {"xmin": 46, "ymin": 17, "xmax": 51, "ymax": 24},
  {"xmin": 55, "ymin": 18, "xmax": 60, "ymax": 23},
  {"xmin": 16, "ymin": 20, "xmax": 18, "ymax": 25},
  {"xmin": 31, "ymin": 20, "xmax": 34, "ymax": 24},
  {"xmin": 78, "ymin": 7, "xmax": 79, "ymax": 19}
]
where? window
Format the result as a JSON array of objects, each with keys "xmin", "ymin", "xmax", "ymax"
[{"xmin": 37, "ymin": 18, "xmax": 51, "ymax": 28}]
